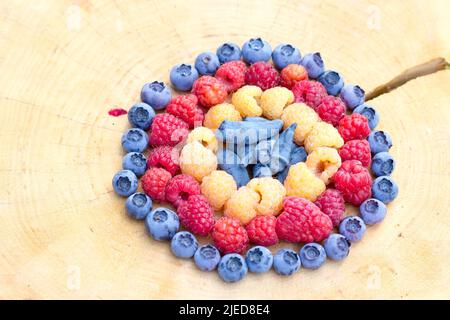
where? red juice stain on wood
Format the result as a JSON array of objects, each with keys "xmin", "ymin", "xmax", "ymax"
[{"xmin": 108, "ymin": 108, "xmax": 128, "ymax": 117}]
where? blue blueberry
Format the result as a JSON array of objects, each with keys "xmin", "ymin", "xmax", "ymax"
[
  {"xmin": 339, "ymin": 216, "xmax": 366, "ymax": 242},
  {"xmin": 112, "ymin": 170, "xmax": 138, "ymax": 197},
  {"xmin": 128, "ymin": 102, "xmax": 155, "ymax": 130},
  {"xmin": 218, "ymin": 253, "xmax": 248, "ymax": 282},
  {"xmin": 122, "ymin": 152, "xmax": 147, "ymax": 177},
  {"xmin": 194, "ymin": 244, "xmax": 221, "ymax": 271},
  {"xmin": 245, "ymin": 246, "xmax": 273, "ymax": 273},
  {"xmin": 359, "ymin": 198, "xmax": 387, "ymax": 225},
  {"xmin": 273, "ymin": 249, "xmax": 301, "ymax": 276},
  {"xmin": 353, "ymin": 104, "xmax": 379, "ymax": 130},
  {"xmin": 372, "ymin": 152, "xmax": 395, "ymax": 176},
  {"xmin": 140, "ymin": 81, "xmax": 171, "ymax": 110},
  {"xmin": 242, "ymin": 38, "xmax": 272, "ymax": 64},
  {"xmin": 145, "ymin": 207, "xmax": 180, "ymax": 241},
  {"xmin": 253, "ymin": 163, "xmax": 273, "ymax": 178},
  {"xmin": 195, "ymin": 52, "xmax": 220, "ymax": 76},
  {"xmin": 125, "ymin": 192, "xmax": 152, "ymax": 220},
  {"xmin": 318, "ymin": 70, "xmax": 344, "ymax": 96},
  {"xmin": 368, "ymin": 131, "xmax": 393, "ymax": 154},
  {"xmin": 324, "ymin": 234, "xmax": 350, "ymax": 261},
  {"xmin": 372, "ymin": 176, "xmax": 399, "ymax": 204},
  {"xmin": 216, "ymin": 42, "xmax": 242, "ymax": 64},
  {"xmin": 299, "ymin": 243, "xmax": 326, "ymax": 270},
  {"xmin": 170, "ymin": 231, "xmax": 198, "ymax": 259},
  {"xmin": 271, "ymin": 44, "xmax": 301, "ymax": 70},
  {"xmin": 340, "ymin": 84, "xmax": 365, "ymax": 110},
  {"xmin": 170, "ymin": 63, "xmax": 199, "ymax": 91},
  {"xmin": 121, "ymin": 128, "xmax": 148, "ymax": 153},
  {"xmin": 300, "ymin": 52, "xmax": 325, "ymax": 79}
]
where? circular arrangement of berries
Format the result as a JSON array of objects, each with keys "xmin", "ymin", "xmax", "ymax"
[{"xmin": 112, "ymin": 38, "xmax": 398, "ymax": 282}]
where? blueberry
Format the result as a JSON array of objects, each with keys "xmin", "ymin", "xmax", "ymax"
[
  {"xmin": 245, "ymin": 246, "xmax": 273, "ymax": 273},
  {"xmin": 218, "ymin": 253, "xmax": 248, "ymax": 282},
  {"xmin": 340, "ymin": 84, "xmax": 365, "ymax": 110},
  {"xmin": 125, "ymin": 192, "xmax": 152, "ymax": 220},
  {"xmin": 140, "ymin": 81, "xmax": 171, "ymax": 110},
  {"xmin": 253, "ymin": 163, "xmax": 273, "ymax": 178},
  {"xmin": 194, "ymin": 244, "xmax": 221, "ymax": 271},
  {"xmin": 145, "ymin": 207, "xmax": 179, "ymax": 241},
  {"xmin": 299, "ymin": 243, "xmax": 326, "ymax": 270},
  {"xmin": 300, "ymin": 52, "xmax": 325, "ymax": 79},
  {"xmin": 128, "ymin": 102, "xmax": 156, "ymax": 130},
  {"xmin": 195, "ymin": 52, "xmax": 220, "ymax": 76},
  {"xmin": 216, "ymin": 42, "xmax": 242, "ymax": 64},
  {"xmin": 359, "ymin": 198, "xmax": 387, "ymax": 225},
  {"xmin": 121, "ymin": 128, "xmax": 148, "ymax": 153},
  {"xmin": 273, "ymin": 249, "xmax": 301, "ymax": 276},
  {"xmin": 112, "ymin": 170, "xmax": 138, "ymax": 197},
  {"xmin": 242, "ymin": 38, "xmax": 272, "ymax": 64},
  {"xmin": 371, "ymin": 152, "xmax": 395, "ymax": 176},
  {"xmin": 318, "ymin": 70, "xmax": 344, "ymax": 96},
  {"xmin": 353, "ymin": 104, "xmax": 379, "ymax": 130},
  {"xmin": 324, "ymin": 234, "xmax": 350, "ymax": 261},
  {"xmin": 339, "ymin": 216, "xmax": 366, "ymax": 242},
  {"xmin": 368, "ymin": 131, "xmax": 393, "ymax": 154},
  {"xmin": 122, "ymin": 152, "xmax": 147, "ymax": 177},
  {"xmin": 372, "ymin": 176, "xmax": 399, "ymax": 204},
  {"xmin": 170, "ymin": 231, "xmax": 198, "ymax": 259},
  {"xmin": 170, "ymin": 63, "xmax": 199, "ymax": 91},
  {"xmin": 271, "ymin": 44, "xmax": 301, "ymax": 70}
]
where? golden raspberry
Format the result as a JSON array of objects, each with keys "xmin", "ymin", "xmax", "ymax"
[
  {"xmin": 306, "ymin": 147, "xmax": 342, "ymax": 184},
  {"xmin": 203, "ymin": 103, "xmax": 242, "ymax": 130},
  {"xmin": 281, "ymin": 103, "xmax": 319, "ymax": 144},
  {"xmin": 186, "ymin": 126, "xmax": 218, "ymax": 153},
  {"xmin": 304, "ymin": 121, "xmax": 344, "ymax": 153},
  {"xmin": 284, "ymin": 162, "xmax": 326, "ymax": 201},
  {"xmin": 260, "ymin": 87, "xmax": 294, "ymax": 119},
  {"xmin": 179, "ymin": 141, "xmax": 218, "ymax": 182},
  {"xmin": 224, "ymin": 186, "xmax": 260, "ymax": 224},
  {"xmin": 201, "ymin": 170, "xmax": 237, "ymax": 211},
  {"xmin": 247, "ymin": 177, "xmax": 286, "ymax": 216},
  {"xmin": 231, "ymin": 85, "xmax": 263, "ymax": 117}
]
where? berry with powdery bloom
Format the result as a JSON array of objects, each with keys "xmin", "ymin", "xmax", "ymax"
[
  {"xmin": 165, "ymin": 174, "xmax": 201, "ymax": 208},
  {"xmin": 177, "ymin": 195, "xmax": 215, "ymax": 236},
  {"xmin": 246, "ymin": 216, "xmax": 278, "ymax": 246},
  {"xmin": 333, "ymin": 160, "xmax": 372, "ymax": 206},
  {"xmin": 244, "ymin": 61, "xmax": 280, "ymax": 91},
  {"xmin": 212, "ymin": 217, "xmax": 249, "ymax": 254},
  {"xmin": 149, "ymin": 113, "xmax": 189, "ymax": 147},
  {"xmin": 215, "ymin": 61, "xmax": 247, "ymax": 93},
  {"xmin": 166, "ymin": 94, "xmax": 204, "ymax": 128},
  {"xmin": 280, "ymin": 64, "xmax": 308, "ymax": 89},
  {"xmin": 291, "ymin": 80, "xmax": 327, "ymax": 109},
  {"xmin": 192, "ymin": 76, "xmax": 227, "ymax": 108},
  {"xmin": 314, "ymin": 189, "xmax": 345, "ymax": 227},
  {"xmin": 339, "ymin": 139, "xmax": 371, "ymax": 167},
  {"xmin": 276, "ymin": 196, "xmax": 333, "ymax": 243},
  {"xmin": 338, "ymin": 113, "xmax": 370, "ymax": 142},
  {"xmin": 141, "ymin": 167, "xmax": 172, "ymax": 202},
  {"xmin": 316, "ymin": 96, "xmax": 346, "ymax": 126},
  {"xmin": 147, "ymin": 146, "xmax": 180, "ymax": 176}
]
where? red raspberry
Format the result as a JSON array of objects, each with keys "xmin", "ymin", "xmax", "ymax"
[
  {"xmin": 166, "ymin": 94, "xmax": 204, "ymax": 128},
  {"xmin": 332, "ymin": 160, "xmax": 372, "ymax": 206},
  {"xmin": 215, "ymin": 61, "xmax": 247, "ymax": 93},
  {"xmin": 244, "ymin": 61, "xmax": 280, "ymax": 90},
  {"xmin": 316, "ymin": 96, "xmax": 346, "ymax": 126},
  {"xmin": 149, "ymin": 113, "xmax": 189, "ymax": 147},
  {"xmin": 291, "ymin": 80, "xmax": 327, "ymax": 109},
  {"xmin": 177, "ymin": 195, "xmax": 215, "ymax": 236},
  {"xmin": 192, "ymin": 76, "xmax": 227, "ymax": 108},
  {"xmin": 147, "ymin": 146, "xmax": 180, "ymax": 176},
  {"xmin": 314, "ymin": 189, "xmax": 345, "ymax": 227},
  {"xmin": 276, "ymin": 196, "xmax": 332, "ymax": 243},
  {"xmin": 246, "ymin": 216, "xmax": 278, "ymax": 246},
  {"xmin": 165, "ymin": 174, "xmax": 201, "ymax": 208},
  {"xmin": 280, "ymin": 64, "xmax": 308, "ymax": 89},
  {"xmin": 212, "ymin": 217, "xmax": 249, "ymax": 254},
  {"xmin": 141, "ymin": 167, "xmax": 172, "ymax": 202},
  {"xmin": 338, "ymin": 113, "xmax": 371, "ymax": 142},
  {"xmin": 339, "ymin": 139, "xmax": 371, "ymax": 167}
]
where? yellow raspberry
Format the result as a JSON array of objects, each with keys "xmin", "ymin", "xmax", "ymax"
[
  {"xmin": 231, "ymin": 85, "xmax": 263, "ymax": 117},
  {"xmin": 201, "ymin": 170, "xmax": 237, "ymax": 211},
  {"xmin": 284, "ymin": 162, "xmax": 326, "ymax": 201},
  {"xmin": 186, "ymin": 126, "xmax": 218, "ymax": 153},
  {"xmin": 304, "ymin": 121, "xmax": 344, "ymax": 153},
  {"xmin": 179, "ymin": 141, "xmax": 218, "ymax": 182},
  {"xmin": 224, "ymin": 186, "xmax": 260, "ymax": 224},
  {"xmin": 247, "ymin": 177, "xmax": 286, "ymax": 216},
  {"xmin": 281, "ymin": 103, "xmax": 319, "ymax": 144},
  {"xmin": 260, "ymin": 87, "xmax": 294, "ymax": 120},
  {"xmin": 306, "ymin": 147, "xmax": 342, "ymax": 184},
  {"xmin": 203, "ymin": 103, "xmax": 242, "ymax": 130}
]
